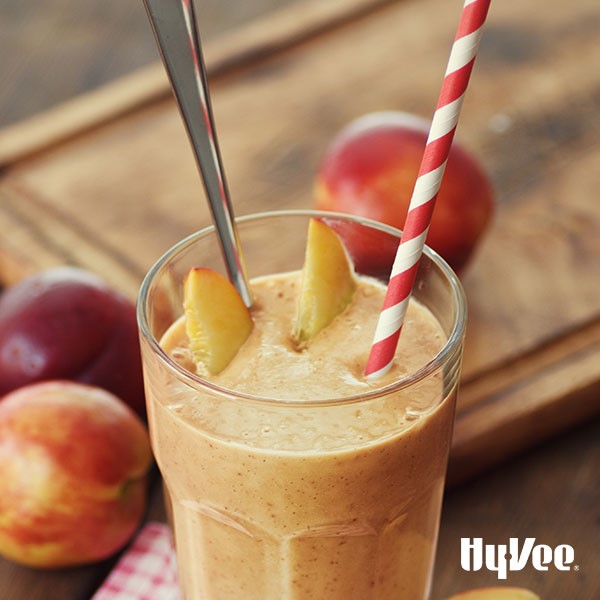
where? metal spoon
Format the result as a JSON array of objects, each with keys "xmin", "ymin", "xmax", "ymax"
[{"xmin": 143, "ymin": 0, "xmax": 253, "ymax": 307}]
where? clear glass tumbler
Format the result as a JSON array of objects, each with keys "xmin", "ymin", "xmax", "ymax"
[{"xmin": 137, "ymin": 210, "xmax": 466, "ymax": 600}]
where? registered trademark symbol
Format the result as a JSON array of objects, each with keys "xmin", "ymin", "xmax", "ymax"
[{"xmin": 573, "ymin": 564, "xmax": 580, "ymax": 571}]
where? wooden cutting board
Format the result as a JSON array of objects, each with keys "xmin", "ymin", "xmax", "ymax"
[{"xmin": 0, "ymin": 0, "xmax": 598, "ymax": 486}]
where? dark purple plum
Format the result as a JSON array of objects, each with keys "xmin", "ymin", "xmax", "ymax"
[{"xmin": 0, "ymin": 267, "xmax": 145, "ymax": 417}]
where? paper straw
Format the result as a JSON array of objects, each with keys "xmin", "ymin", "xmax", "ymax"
[{"xmin": 364, "ymin": 0, "xmax": 491, "ymax": 380}]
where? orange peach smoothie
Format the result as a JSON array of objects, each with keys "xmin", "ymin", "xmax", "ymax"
[{"xmin": 147, "ymin": 271, "xmax": 457, "ymax": 599}]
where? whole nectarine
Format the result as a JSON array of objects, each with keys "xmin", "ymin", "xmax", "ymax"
[
  {"xmin": 0, "ymin": 381, "xmax": 152, "ymax": 568},
  {"xmin": 315, "ymin": 112, "xmax": 494, "ymax": 274}
]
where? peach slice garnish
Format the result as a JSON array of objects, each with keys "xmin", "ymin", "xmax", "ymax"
[
  {"xmin": 446, "ymin": 588, "xmax": 540, "ymax": 600},
  {"xmin": 293, "ymin": 218, "xmax": 356, "ymax": 345},
  {"xmin": 183, "ymin": 268, "xmax": 253, "ymax": 374}
]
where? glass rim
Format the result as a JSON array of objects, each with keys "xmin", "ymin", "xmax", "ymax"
[{"xmin": 137, "ymin": 209, "xmax": 467, "ymax": 407}]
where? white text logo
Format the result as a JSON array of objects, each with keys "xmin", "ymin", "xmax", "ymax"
[{"xmin": 460, "ymin": 537, "xmax": 575, "ymax": 580}]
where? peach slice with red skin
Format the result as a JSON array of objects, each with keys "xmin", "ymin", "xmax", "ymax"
[
  {"xmin": 183, "ymin": 268, "xmax": 253, "ymax": 374},
  {"xmin": 293, "ymin": 218, "xmax": 357, "ymax": 345},
  {"xmin": 446, "ymin": 588, "xmax": 540, "ymax": 600}
]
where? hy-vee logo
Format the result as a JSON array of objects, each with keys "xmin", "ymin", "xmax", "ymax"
[{"xmin": 461, "ymin": 538, "xmax": 576, "ymax": 580}]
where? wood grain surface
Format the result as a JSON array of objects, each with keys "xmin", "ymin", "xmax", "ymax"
[
  {"xmin": 0, "ymin": 0, "xmax": 301, "ymax": 128},
  {"xmin": 0, "ymin": 0, "xmax": 598, "ymax": 598}
]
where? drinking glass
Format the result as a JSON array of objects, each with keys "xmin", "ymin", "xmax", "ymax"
[{"xmin": 137, "ymin": 210, "xmax": 466, "ymax": 599}]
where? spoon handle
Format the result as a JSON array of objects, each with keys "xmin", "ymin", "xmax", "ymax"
[{"xmin": 143, "ymin": 0, "xmax": 253, "ymax": 307}]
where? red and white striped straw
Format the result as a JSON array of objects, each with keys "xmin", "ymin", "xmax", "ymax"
[{"xmin": 365, "ymin": 0, "xmax": 491, "ymax": 380}]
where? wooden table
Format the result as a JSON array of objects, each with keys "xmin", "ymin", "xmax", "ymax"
[{"xmin": 0, "ymin": 0, "xmax": 599, "ymax": 598}]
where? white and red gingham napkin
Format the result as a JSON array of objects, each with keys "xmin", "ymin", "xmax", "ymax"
[{"xmin": 92, "ymin": 522, "xmax": 181, "ymax": 600}]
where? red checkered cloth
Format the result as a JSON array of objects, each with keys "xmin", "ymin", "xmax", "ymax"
[{"xmin": 92, "ymin": 522, "xmax": 181, "ymax": 600}]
